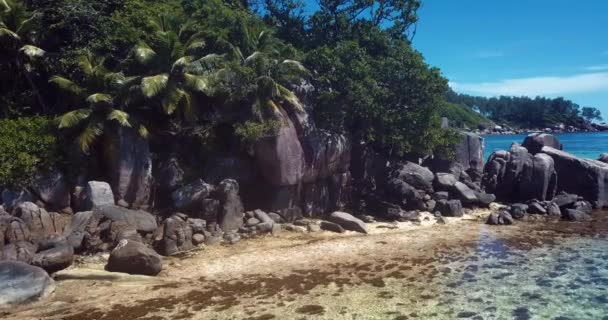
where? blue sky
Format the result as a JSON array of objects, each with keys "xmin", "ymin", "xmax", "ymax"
[
  {"xmin": 412, "ymin": 0, "xmax": 608, "ymax": 116},
  {"xmin": 298, "ymin": 0, "xmax": 608, "ymax": 117}
]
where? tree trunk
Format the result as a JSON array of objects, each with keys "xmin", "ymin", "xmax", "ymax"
[{"xmin": 17, "ymin": 56, "xmax": 49, "ymax": 114}]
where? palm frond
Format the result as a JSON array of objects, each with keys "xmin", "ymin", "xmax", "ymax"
[
  {"xmin": 133, "ymin": 43, "xmax": 157, "ymax": 65},
  {"xmin": 244, "ymin": 51, "xmax": 264, "ymax": 65},
  {"xmin": 86, "ymin": 93, "xmax": 113, "ymax": 107},
  {"xmin": 184, "ymin": 73, "xmax": 213, "ymax": 94},
  {"xmin": 57, "ymin": 108, "xmax": 91, "ymax": 129},
  {"xmin": 281, "ymin": 59, "xmax": 308, "ymax": 72},
  {"xmin": 49, "ymin": 76, "xmax": 85, "ymax": 96},
  {"xmin": 0, "ymin": 0, "xmax": 10, "ymax": 12},
  {"xmin": 141, "ymin": 73, "xmax": 168, "ymax": 98},
  {"xmin": 171, "ymin": 56, "xmax": 193, "ymax": 73},
  {"xmin": 19, "ymin": 44, "xmax": 44, "ymax": 58},
  {"xmin": 0, "ymin": 28, "xmax": 17, "ymax": 41},
  {"xmin": 77, "ymin": 52, "xmax": 95, "ymax": 75},
  {"xmin": 15, "ymin": 13, "xmax": 39, "ymax": 36},
  {"xmin": 186, "ymin": 53, "xmax": 225, "ymax": 74},
  {"xmin": 106, "ymin": 109, "xmax": 132, "ymax": 127},
  {"xmin": 138, "ymin": 124, "xmax": 149, "ymax": 138},
  {"xmin": 161, "ymin": 86, "xmax": 185, "ymax": 115},
  {"xmin": 277, "ymin": 84, "xmax": 304, "ymax": 111},
  {"xmin": 78, "ymin": 123, "xmax": 103, "ymax": 154},
  {"xmin": 185, "ymin": 39, "xmax": 205, "ymax": 53}
]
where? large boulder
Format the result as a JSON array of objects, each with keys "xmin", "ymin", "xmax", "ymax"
[
  {"xmin": 94, "ymin": 205, "xmax": 157, "ymax": 233},
  {"xmin": 0, "ymin": 261, "xmax": 55, "ymax": 306},
  {"xmin": 171, "ymin": 179, "xmax": 215, "ymax": 213},
  {"xmin": 62, "ymin": 211, "xmax": 101, "ymax": 251},
  {"xmin": 327, "ymin": 211, "xmax": 367, "ymax": 234},
  {"xmin": 217, "ymin": 179, "xmax": 244, "ymax": 233},
  {"xmin": 30, "ymin": 170, "xmax": 71, "ymax": 212},
  {"xmin": 393, "ymin": 162, "xmax": 434, "ymax": 192},
  {"xmin": 154, "ymin": 214, "xmax": 193, "ymax": 256},
  {"xmin": 455, "ymin": 132, "xmax": 485, "ymax": 173},
  {"xmin": 82, "ymin": 181, "xmax": 115, "ymax": 210},
  {"xmin": 31, "ymin": 245, "xmax": 74, "ymax": 274},
  {"xmin": 451, "ymin": 181, "xmax": 478, "ymax": 204},
  {"xmin": 103, "ymin": 126, "xmax": 153, "ymax": 209},
  {"xmin": 1, "ymin": 189, "xmax": 33, "ymax": 213},
  {"xmin": 436, "ymin": 199, "xmax": 463, "ymax": 217},
  {"xmin": 106, "ymin": 239, "xmax": 162, "ymax": 276},
  {"xmin": 542, "ymin": 146, "xmax": 608, "ymax": 208},
  {"xmin": 519, "ymin": 153, "xmax": 557, "ymax": 201},
  {"xmin": 14, "ymin": 202, "xmax": 70, "ymax": 242},
  {"xmin": 523, "ymin": 133, "xmax": 562, "ymax": 154},
  {"xmin": 434, "ymin": 173, "xmax": 457, "ymax": 191}
]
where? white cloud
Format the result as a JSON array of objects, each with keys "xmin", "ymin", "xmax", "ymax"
[
  {"xmin": 450, "ymin": 72, "xmax": 608, "ymax": 97},
  {"xmin": 585, "ymin": 64, "xmax": 608, "ymax": 71},
  {"xmin": 474, "ymin": 50, "xmax": 504, "ymax": 59}
]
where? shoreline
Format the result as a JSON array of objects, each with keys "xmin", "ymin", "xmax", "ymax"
[{"xmin": 5, "ymin": 207, "xmax": 608, "ymax": 320}]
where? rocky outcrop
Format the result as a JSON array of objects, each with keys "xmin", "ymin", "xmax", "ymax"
[
  {"xmin": 483, "ymin": 143, "xmax": 556, "ymax": 202},
  {"xmin": 154, "ymin": 214, "xmax": 193, "ymax": 256},
  {"xmin": 455, "ymin": 132, "xmax": 484, "ymax": 173},
  {"xmin": 103, "ymin": 126, "xmax": 152, "ymax": 209},
  {"xmin": 0, "ymin": 261, "xmax": 55, "ymax": 306},
  {"xmin": 522, "ymin": 133, "xmax": 562, "ymax": 154},
  {"xmin": 106, "ymin": 239, "xmax": 162, "ymax": 276},
  {"xmin": 30, "ymin": 170, "xmax": 71, "ymax": 212},
  {"xmin": 327, "ymin": 211, "xmax": 367, "ymax": 234},
  {"xmin": 94, "ymin": 205, "xmax": 157, "ymax": 233},
  {"xmin": 542, "ymin": 146, "xmax": 608, "ymax": 208},
  {"xmin": 14, "ymin": 202, "xmax": 70, "ymax": 242},
  {"xmin": 171, "ymin": 179, "xmax": 215, "ymax": 214}
]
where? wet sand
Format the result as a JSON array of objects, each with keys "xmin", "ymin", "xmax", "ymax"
[{"xmin": 3, "ymin": 209, "xmax": 608, "ymax": 320}]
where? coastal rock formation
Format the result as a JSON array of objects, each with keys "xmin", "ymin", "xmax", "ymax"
[
  {"xmin": 522, "ymin": 133, "xmax": 563, "ymax": 154},
  {"xmin": 102, "ymin": 126, "xmax": 153, "ymax": 209},
  {"xmin": 455, "ymin": 132, "xmax": 485, "ymax": 173},
  {"xmin": 483, "ymin": 143, "xmax": 557, "ymax": 202},
  {"xmin": 541, "ymin": 146, "xmax": 608, "ymax": 208},
  {"xmin": 0, "ymin": 261, "xmax": 55, "ymax": 306},
  {"xmin": 82, "ymin": 181, "xmax": 115, "ymax": 210},
  {"xmin": 106, "ymin": 239, "xmax": 162, "ymax": 276}
]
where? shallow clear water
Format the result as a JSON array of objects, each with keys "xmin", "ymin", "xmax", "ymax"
[
  {"xmin": 53, "ymin": 214, "xmax": 608, "ymax": 320},
  {"xmin": 483, "ymin": 132, "xmax": 608, "ymax": 161}
]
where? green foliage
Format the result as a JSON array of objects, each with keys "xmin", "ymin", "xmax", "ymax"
[
  {"xmin": 581, "ymin": 106, "xmax": 602, "ymax": 122},
  {"xmin": 438, "ymin": 101, "xmax": 493, "ymax": 129},
  {"xmin": 0, "ymin": 117, "xmax": 62, "ymax": 187},
  {"xmin": 234, "ymin": 120, "xmax": 280, "ymax": 144},
  {"xmin": 445, "ymin": 90, "xmax": 600, "ymax": 129}
]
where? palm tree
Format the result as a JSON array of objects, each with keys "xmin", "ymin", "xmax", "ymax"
[
  {"xmin": 50, "ymin": 51, "xmax": 146, "ymax": 153},
  {"xmin": 126, "ymin": 14, "xmax": 216, "ymax": 124},
  {"xmin": 0, "ymin": 0, "xmax": 48, "ymax": 113}
]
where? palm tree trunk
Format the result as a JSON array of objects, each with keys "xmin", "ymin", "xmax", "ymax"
[{"xmin": 17, "ymin": 56, "xmax": 49, "ymax": 114}]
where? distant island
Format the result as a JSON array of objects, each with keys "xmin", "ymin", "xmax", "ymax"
[{"xmin": 440, "ymin": 89, "xmax": 605, "ymax": 134}]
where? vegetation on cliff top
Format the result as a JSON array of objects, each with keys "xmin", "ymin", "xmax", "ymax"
[{"xmin": 1, "ymin": 0, "xmax": 461, "ymax": 184}]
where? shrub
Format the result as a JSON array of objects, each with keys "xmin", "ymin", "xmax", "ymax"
[{"xmin": 0, "ymin": 117, "xmax": 63, "ymax": 187}]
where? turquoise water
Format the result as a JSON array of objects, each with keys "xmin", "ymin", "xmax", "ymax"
[{"xmin": 483, "ymin": 132, "xmax": 608, "ymax": 161}]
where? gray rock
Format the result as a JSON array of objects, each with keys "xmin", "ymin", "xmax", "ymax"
[
  {"xmin": 253, "ymin": 209, "xmax": 274, "ymax": 224},
  {"xmin": 106, "ymin": 240, "xmax": 162, "ymax": 276},
  {"xmin": 31, "ymin": 170, "xmax": 71, "ymax": 211},
  {"xmin": 573, "ymin": 200, "xmax": 593, "ymax": 215},
  {"xmin": 327, "ymin": 211, "xmax": 367, "ymax": 234},
  {"xmin": 0, "ymin": 261, "xmax": 55, "ymax": 306},
  {"xmin": 475, "ymin": 192, "xmax": 496, "ymax": 206},
  {"xmin": 509, "ymin": 203, "xmax": 528, "ymax": 219},
  {"xmin": 452, "ymin": 181, "xmax": 478, "ymax": 204},
  {"xmin": 1, "ymin": 241, "xmax": 37, "ymax": 263},
  {"xmin": 307, "ymin": 224, "xmax": 321, "ymax": 233},
  {"xmin": 267, "ymin": 212, "xmax": 284, "ymax": 223},
  {"xmin": 527, "ymin": 201, "xmax": 547, "ymax": 215},
  {"xmin": 542, "ymin": 147, "xmax": 608, "ymax": 208},
  {"xmin": 545, "ymin": 201, "xmax": 561, "ymax": 216},
  {"xmin": 433, "ymin": 191, "xmax": 449, "ymax": 201},
  {"xmin": 553, "ymin": 191, "xmax": 579, "ymax": 208},
  {"xmin": 562, "ymin": 209, "xmax": 588, "ymax": 221},
  {"xmin": 82, "ymin": 181, "xmax": 115, "ymax": 210},
  {"xmin": 455, "ymin": 132, "xmax": 485, "ymax": 173},
  {"xmin": 523, "ymin": 133, "xmax": 562, "ymax": 154},
  {"xmin": 277, "ymin": 207, "xmax": 303, "ymax": 223},
  {"xmin": 187, "ymin": 218, "xmax": 206, "ymax": 234},
  {"xmin": 320, "ymin": 221, "xmax": 345, "ymax": 233},
  {"xmin": 94, "ymin": 205, "xmax": 157, "ymax": 233},
  {"xmin": 62, "ymin": 211, "xmax": 98, "ymax": 251},
  {"xmin": 192, "ymin": 233, "xmax": 205, "ymax": 245},
  {"xmin": 246, "ymin": 217, "xmax": 261, "ymax": 227},
  {"xmin": 223, "ymin": 232, "xmax": 241, "ymax": 244},
  {"xmin": 394, "ymin": 162, "xmax": 435, "ymax": 192},
  {"xmin": 282, "ymin": 224, "xmax": 307, "ymax": 233},
  {"xmin": 155, "ymin": 215, "xmax": 193, "ymax": 256},
  {"xmin": 1, "ymin": 189, "xmax": 33, "ymax": 213},
  {"xmin": 519, "ymin": 153, "xmax": 557, "ymax": 201},
  {"xmin": 435, "ymin": 199, "xmax": 463, "ymax": 217},
  {"xmin": 255, "ymin": 222, "xmax": 274, "ymax": 233},
  {"xmin": 217, "ymin": 179, "xmax": 244, "ymax": 233},
  {"xmin": 434, "ymin": 173, "xmax": 457, "ymax": 190},
  {"xmin": 171, "ymin": 179, "xmax": 215, "ymax": 213},
  {"xmin": 201, "ymin": 198, "xmax": 220, "ymax": 222},
  {"xmin": 487, "ymin": 210, "xmax": 514, "ymax": 225},
  {"xmin": 599, "ymin": 153, "xmax": 608, "ymax": 163},
  {"xmin": 14, "ymin": 202, "xmax": 70, "ymax": 242},
  {"xmin": 31, "ymin": 245, "xmax": 74, "ymax": 274},
  {"xmin": 102, "ymin": 126, "xmax": 153, "ymax": 209}
]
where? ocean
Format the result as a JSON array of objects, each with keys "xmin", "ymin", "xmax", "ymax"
[{"xmin": 483, "ymin": 132, "xmax": 608, "ymax": 161}]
